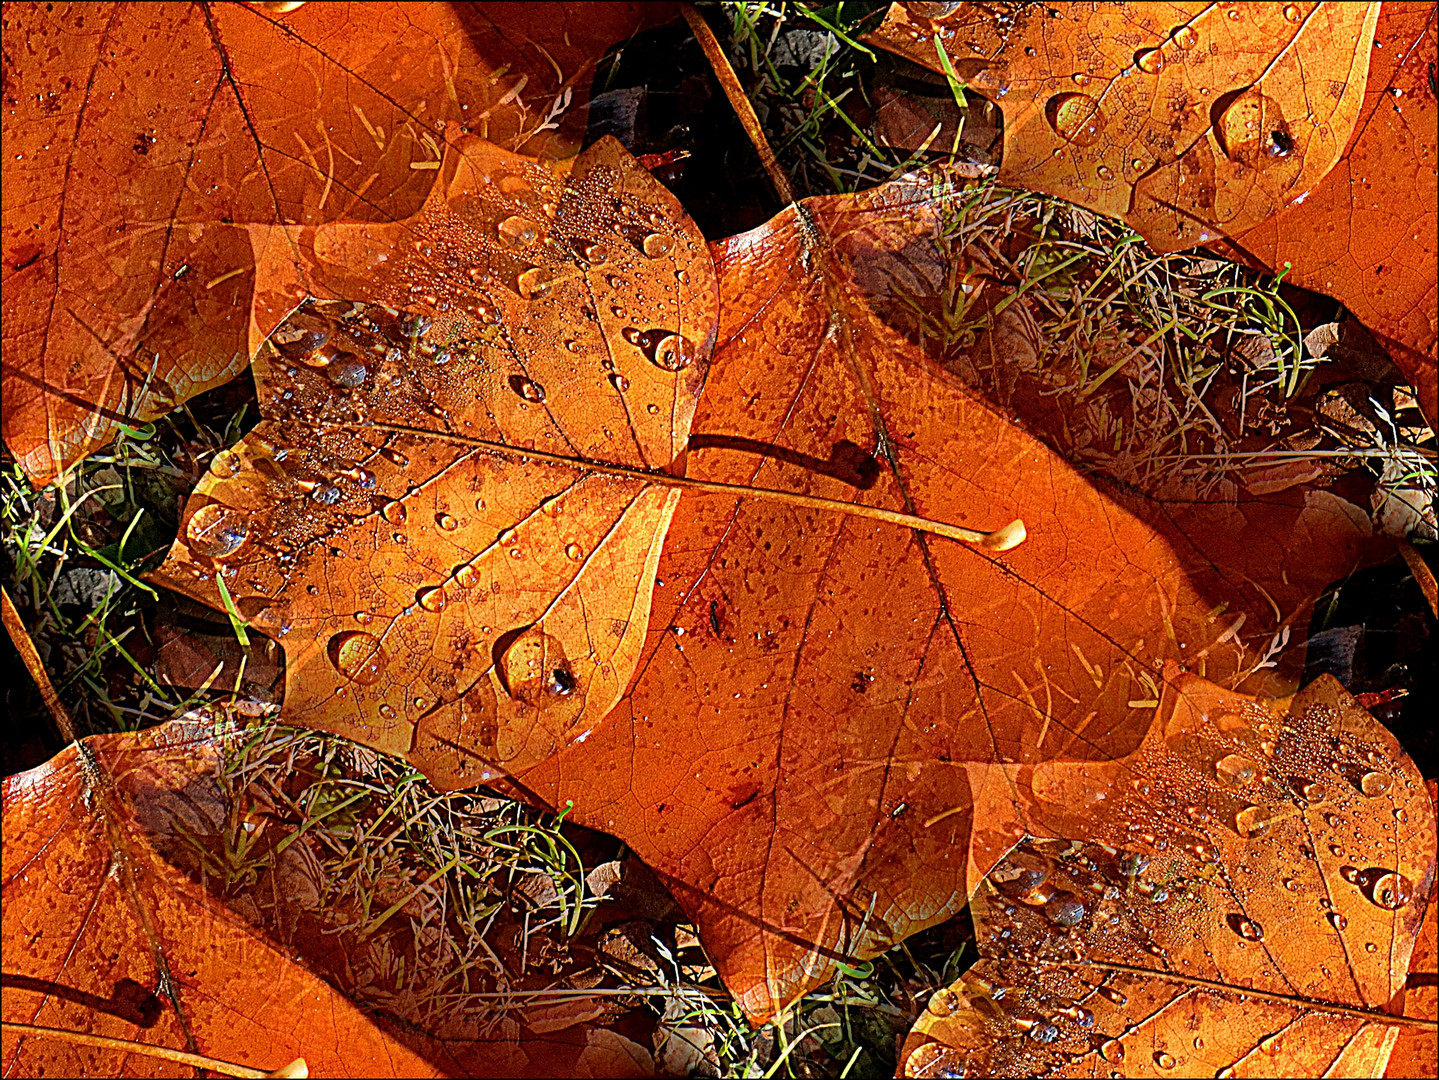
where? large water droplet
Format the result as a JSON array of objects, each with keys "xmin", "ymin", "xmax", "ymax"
[
  {"xmin": 1368, "ymin": 871, "xmax": 1413, "ymax": 911},
  {"xmin": 609, "ymin": 373, "xmax": 630, "ymax": 393},
  {"xmin": 417, "ymin": 586, "xmax": 447, "ymax": 612},
  {"xmin": 642, "ymin": 232, "xmax": 673, "ymax": 258},
  {"xmin": 209, "ymin": 449, "xmax": 242, "ymax": 479},
  {"xmin": 1328, "ymin": 912, "xmax": 1348, "ymax": 931},
  {"xmin": 516, "ymin": 378, "xmax": 546, "ymax": 403},
  {"xmin": 518, "ymin": 266, "xmax": 561, "ymax": 300},
  {"xmin": 1171, "ymin": 24, "xmax": 1198, "ymax": 48},
  {"xmin": 498, "ymin": 215, "xmax": 541, "ymax": 247},
  {"xmin": 1282, "ymin": 4, "xmax": 1303, "ymax": 21},
  {"xmin": 1360, "ymin": 771, "xmax": 1391, "ymax": 797},
  {"xmin": 1234, "ymin": 916, "xmax": 1264, "ymax": 941},
  {"xmin": 382, "ymin": 500, "xmax": 407, "ymax": 525},
  {"xmin": 1235, "ymin": 805, "xmax": 1275, "ymax": 839},
  {"xmin": 326, "ymin": 354, "xmax": 367, "ymax": 388},
  {"xmin": 926, "ymin": 988, "xmax": 961, "ymax": 1017},
  {"xmin": 1216, "ymin": 753, "xmax": 1257, "ymax": 786},
  {"xmin": 1135, "ymin": 48, "xmax": 1164, "ymax": 74},
  {"xmin": 1046, "ymin": 93, "xmax": 1106, "ymax": 146},
  {"xmin": 565, "ymin": 542, "xmax": 584, "ymax": 561},
  {"xmin": 1154, "ymin": 1051, "xmax": 1176, "ymax": 1070},
  {"xmin": 455, "ymin": 563, "xmax": 478, "ymax": 589},
  {"xmin": 1100, "ymin": 1039, "xmax": 1125, "ymax": 1063},
  {"xmin": 1045, "ymin": 891, "xmax": 1086, "ymax": 926},
  {"xmin": 328, "ymin": 631, "xmax": 386, "ymax": 685},
  {"xmin": 1215, "ymin": 88, "xmax": 1294, "ymax": 169},
  {"xmin": 186, "ymin": 503, "xmax": 249, "ymax": 558},
  {"xmin": 436, "ymin": 513, "xmax": 458, "ymax": 531},
  {"xmin": 272, "ymin": 311, "xmax": 332, "ymax": 357},
  {"xmin": 646, "ymin": 331, "xmax": 696, "ymax": 372}
]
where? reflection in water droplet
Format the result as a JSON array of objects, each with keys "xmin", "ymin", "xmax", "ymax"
[
  {"xmin": 1097, "ymin": 164, "xmax": 1114, "ymax": 181},
  {"xmin": 455, "ymin": 564, "xmax": 478, "ymax": 589},
  {"xmin": 1100, "ymin": 1039, "xmax": 1125, "ymax": 1063},
  {"xmin": 1155, "ymin": 1051, "xmax": 1176, "ymax": 1070},
  {"xmin": 1235, "ymin": 805, "xmax": 1275, "ymax": 839},
  {"xmin": 328, "ymin": 631, "xmax": 387, "ymax": 685},
  {"xmin": 642, "ymin": 232, "xmax": 673, "ymax": 258},
  {"xmin": 516, "ymin": 378, "xmax": 547, "ymax": 403},
  {"xmin": 498, "ymin": 215, "xmax": 541, "ymax": 247},
  {"xmin": 1046, "ymin": 92, "xmax": 1106, "ymax": 146},
  {"xmin": 518, "ymin": 266, "xmax": 561, "ymax": 300},
  {"xmin": 1045, "ymin": 891, "xmax": 1086, "ymax": 926},
  {"xmin": 326, "ymin": 354, "xmax": 367, "ymax": 388},
  {"xmin": 1071, "ymin": 72, "xmax": 1091, "ymax": 86},
  {"xmin": 609, "ymin": 373, "xmax": 630, "ymax": 392},
  {"xmin": 1283, "ymin": 3, "xmax": 1302, "ymax": 21},
  {"xmin": 1369, "ymin": 871, "xmax": 1413, "ymax": 911},
  {"xmin": 436, "ymin": 513, "xmax": 458, "ymax": 531},
  {"xmin": 926, "ymin": 987, "xmax": 961, "ymax": 1017},
  {"xmin": 186, "ymin": 503, "xmax": 250, "ymax": 558},
  {"xmin": 566, "ymin": 542, "xmax": 584, "ymax": 561},
  {"xmin": 1172, "ymin": 24, "xmax": 1198, "ymax": 48},
  {"xmin": 1235, "ymin": 917, "xmax": 1264, "ymax": 941},
  {"xmin": 1216, "ymin": 753, "xmax": 1257, "ymax": 786},
  {"xmin": 417, "ymin": 586, "xmax": 447, "ymax": 612},
  {"xmin": 1135, "ymin": 48, "xmax": 1164, "ymax": 74},
  {"xmin": 1360, "ymin": 771, "xmax": 1391, "ymax": 797},
  {"xmin": 383, "ymin": 500, "xmax": 407, "ymax": 525},
  {"xmin": 210, "ymin": 449, "xmax": 242, "ymax": 479},
  {"xmin": 1328, "ymin": 912, "xmax": 1348, "ymax": 931}
]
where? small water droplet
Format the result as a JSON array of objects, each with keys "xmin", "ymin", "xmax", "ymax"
[
  {"xmin": 382, "ymin": 500, "xmax": 407, "ymax": 525},
  {"xmin": 516, "ymin": 378, "xmax": 546, "ymax": 402},
  {"xmin": 1097, "ymin": 164, "xmax": 1114, "ymax": 181},
  {"xmin": 1341, "ymin": 865, "xmax": 1361, "ymax": 884},
  {"xmin": 1328, "ymin": 912, "xmax": 1348, "ymax": 931},
  {"xmin": 1071, "ymin": 71, "xmax": 1091, "ymax": 86},
  {"xmin": 1365, "ymin": 941, "xmax": 1378, "ymax": 952},
  {"xmin": 209, "ymin": 449, "xmax": 242, "ymax": 479},
  {"xmin": 609, "ymin": 372, "xmax": 630, "ymax": 392},
  {"xmin": 1044, "ymin": 891, "xmax": 1086, "ymax": 927},
  {"xmin": 436, "ymin": 513, "xmax": 458, "ymax": 531},
  {"xmin": 566, "ymin": 542, "xmax": 583, "ymax": 561},
  {"xmin": 1394, "ymin": 807, "xmax": 1409, "ymax": 823},
  {"xmin": 1154, "ymin": 1051, "xmax": 1175, "ymax": 1070},
  {"xmin": 642, "ymin": 232, "xmax": 673, "ymax": 258},
  {"xmin": 518, "ymin": 266, "xmax": 561, "ymax": 300},
  {"xmin": 1298, "ymin": 780, "xmax": 1328, "ymax": 804},
  {"xmin": 1234, "ymin": 917, "xmax": 1264, "ymax": 941},
  {"xmin": 498, "ymin": 215, "xmax": 541, "ymax": 247},
  {"xmin": 1283, "ymin": 877, "xmax": 1299, "ymax": 890},
  {"xmin": 1135, "ymin": 48, "xmax": 1164, "ymax": 74},
  {"xmin": 186, "ymin": 503, "xmax": 249, "ymax": 558},
  {"xmin": 1046, "ymin": 92, "xmax": 1106, "ymax": 146},
  {"xmin": 1360, "ymin": 771, "xmax": 1391, "ymax": 797},
  {"xmin": 417, "ymin": 585, "xmax": 447, "ymax": 612},
  {"xmin": 926, "ymin": 987, "xmax": 961, "ymax": 1018},
  {"xmin": 1283, "ymin": 4, "xmax": 1302, "ymax": 21},
  {"xmin": 646, "ymin": 402, "xmax": 660, "ymax": 414},
  {"xmin": 378, "ymin": 703, "xmax": 396, "ymax": 719},
  {"xmin": 1097, "ymin": 986, "xmax": 1127, "ymax": 1006},
  {"xmin": 1193, "ymin": 1037, "xmax": 1205, "ymax": 1050},
  {"xmin": 1368, "ymin": 871, "xmax": 1414, "ymax": 910},
  {"xmin": 1172, "ymin": 24, "xmax": 1198, "ymax": 48},
  {"xmin": 328, "ymin": 631, "xmax": 387, "ymax": 685}
]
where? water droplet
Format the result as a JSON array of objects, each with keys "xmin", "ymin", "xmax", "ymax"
[
  {"xmin": 186, "ymin": 503, "xmax": 249, "ymax": 558},
  {"xmin": 1216, "ymin": 753, "xmax": 1257, "ymax": 786},
  {"xmin": 310, "ymin": 483, "xmax": 342, "ymax": 505},
  {"xmin": 1100, "ymin": 1039, "xmax": 1125, "ymax": 1063},
  {"xmin": 516, "ymin": 378, "xmax": 546, "ymax": 403},
  {"xmin": 1365, "ymin": 941, "xmax": 1378, "ymax": 952},
  {"xmin": 382, "ymin": 500, "xmax": 407, "ymax": 525},
  {"xmin": 903, "ymin": 1042, "xmax": 965, "ymax": 1079},
  {"xmin": 1324, "ymin": 812, "xmax": 1342, "ymax": 828},
  {"xmin": 417, "ymin": 585, "xmax": 447, "ymax": 612},
  {"xmin": 1234, "ymin": 917, "xmax": 1264, "ymax": 941},
  {"xmin": 1135, "ymin": 48, "xmax": 1164, "ymax": 74},
  {"xmin": 1027, "ymin": 1020, "xmax": 1060, "ymax": 1043},
  {"xmin": 582, "ymin": 242, "xmax": 609, "ymax": 265},
  {"xmin": 646, "ymin": 402, "xmax": 660, "ymax": 414},
  {"xmin": 1046, "ymin": 92, "xmax": 1106, "ymax": 146},
  {"xmin": 1172, "ymin": 24, "xmax": 1198, "ymax": 48},
  {"xmin": 455, "ymin": 564, "xmax": 478, "ymax": 589},
  {"xmin": 1360, "ymin": 771, "xmax": 1391, "ymax": 797},
  {"xmin": 1283, "ymin": 3, "xmax": 1302, "ymax": 21},
  {"xmin": 328, "ymin": 631, "xmax": 387, "ymax": 685},
  {"xmin": 436, "ymin": 513, "xmax": 458, "ymax": 531},
  {"xmin": 401, "ymin": 312, "xmax": 432, "ymax": 339},
  {"xmin": 1368, "ymin": 871, "xmax": 1413, "ymax": 910},
  {"xmin": 518, "ymin": 266, "xmax": 561, "ymax": 300},
  {"xmin": 498, "ymin": 215, "xmax": 541, "ymax": 247},
  {"xmin": 565, "ymin": 542, "xmax": 583, "ymax": 561},
  {"xmin": 609, "ymin": 373, "xmax": 630, "ymax": 392},
  {"xmin": 381, "ymin": 447, "xmax": 409, "ymax": 468},
  {"xmin": 1097, "ymin": 986, "xmax": 1127, "ymax": 1006},
  {"xmin": 1341, "ymin": 865, "xmax": 1362, "ymax": 884},
  {"xmin": 1071, "ymin": 71, "xmax": 1091, "ymax": 86},
  {"xmin": 642, "ymin": 232, "xmax": 673, "ymax": 258},
  {"xmin": 209, "ymin": 449, "xmax": 242, "ymax": 479},
  {"xmin": 1328, "ymin": 912, "xmax": 1348, "ymax": 931},
  {"xmin": 1394, "ymin": 807, "xmax": 1408, "ymax": 823},
  {"xmin": 1045, "ymin": 891, "xmax": 1086, "ymax": 926},
  {"xmin": 926, "ymin": 987, "xmax": 961, "ymax": 1017},
  {"xmin": 630, "ymin": 330, "xmax": 697, "ymax": 372},
  {"xmin": 1297, "ymin": 779, "xmax": 1328, "ymax": 804},
  {"xmin": 1235, "ymin": 805, "xmax": 1275, "ymax": 839},
  {"xmin": 1155, "ymin": 1051, "xmax": 1176, "ymax": 1070},
  {"xmin": 1097, "ymin": 164, "xmax": 1114, "ymax": 181},
  {"xmin": 326, "ymin": 354, "xmax": 367, "ymax": 388}
]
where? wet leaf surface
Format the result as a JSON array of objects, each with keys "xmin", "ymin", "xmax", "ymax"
[
  {"xmin": 871, "ymin": 2, "xmax": 1379, "ymax": 252},
  {"xmin": 506, "ymin": 172, "xmax": 1396, "ymax": 1019},
  {"xmin": 151, "ymin": 131, "xmax": 719, "ymax": 785},
  {"xmin": 1, "ymin": 1, "xmax": 675, "ymax": 484},
  {"xmin": 899, "ymin": 674, "xmax": 1435, "ymax": 1078}
]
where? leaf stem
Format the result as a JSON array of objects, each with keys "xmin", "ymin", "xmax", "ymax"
[
  {"xmin": 0, "ymin": 1021, "xmax": 305, "ymax": 1078},
  {"xmin": 368, "ymin": 423, "xmax": 1026, "ymax": 551}
]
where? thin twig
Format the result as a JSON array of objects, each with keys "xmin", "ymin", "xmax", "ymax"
[
  {"xmin": 0, "ymin": 1022, "xmax": 306, "ymax": 1079},
  {"xmin": 2, "ymin": 585, "xmax": 77, "ymax": 743}
]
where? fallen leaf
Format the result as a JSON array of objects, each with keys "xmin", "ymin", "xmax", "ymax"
[
  {"xmin": 506, "ymin": 171, "xmax": 1392, "ymax": 1019},
  {"xmin": 1387, "ymin": 779, "xmax": 1439, "ymax": 1078},
  {"xmin": 898, "ymin": 673, "xmax": 1435, "ymax": 1078},
  {"xmin": 1221, "ymin": 2, "xmax": 1439, "ymax": 422},
  {"xmin": 869, "ymin": 2, "xmax": 1379, "ymax": 251},
  {"xmin": 151, "ymin": 131, "xmax": 719, "ymax": 784},
  {"xmin": 0, "ymin": 1, "xmax": 674, "ymax": 484},
  {"xmin": 0, "ymin": 721, "xmax": 442, "ymax": 1078}
]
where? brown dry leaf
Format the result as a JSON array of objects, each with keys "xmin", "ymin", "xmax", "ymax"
[
  {"xmin": 869, "ymin": 2, "xmax": 1379, "ymax": 251},
  {"xmin": 1220, "ymin": 3, "xmax": 1438, "ymax": 422},
  {"xmin": 1387, "ymin": 780, "xmax": 1439, "ymax": 1078},
  {"xmin": 0, "ymin": 722, "xmax": 442, "ymax": 1078},
  {"xmin": 899, "ymin": 673, "xmax": 1436, "ymax": 1078},
  {"xmin": 506, "ymin": 171, "xmax": 1394, "ymax": 1020},
  {"xmin": 151, "ymin": 130, "xmax": 718, "ymax": 785},
  {"xmin": 1, "ymin": 1, "xmax": 674, "ymax": 485}
]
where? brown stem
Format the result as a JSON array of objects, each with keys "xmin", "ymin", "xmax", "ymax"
[
  {"xmin": 2, "ymin": 585, "xmax": 77, "ymax": 744},
  {"xmin": 0, "ymin": 1021, "xmax": 306, "ymax": 1078},
  {"xmin": 370, "ymin": 422, "xmax": 1026, "ymax": 551}
]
